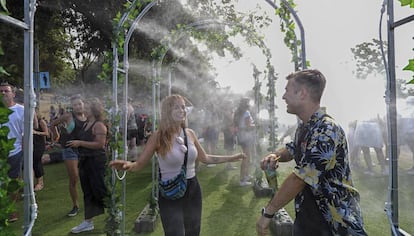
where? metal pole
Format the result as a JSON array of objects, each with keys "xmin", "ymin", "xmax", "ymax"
[
  {"xmin": 168, "ymin": 65, "xmax": 172, "ymax": 96},
  {"xmin": 111, "ymin": 1, "xmax": 140, "ymax": 233},
  {"xmin": 23, "ymin": 0, "xmax": 37, "ymax": 234},
  {"xmin": 386, "ymin": 0, "xmax": 399, "ymax": 234},
  {"xmin": 151, "ymin": 60, "xmax": 159, "ymax": 201}
]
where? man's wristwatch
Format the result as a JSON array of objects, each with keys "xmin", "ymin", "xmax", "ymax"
[{"xmin": 261, "ymin": 207, "xmax": 275, "ymax": 219}]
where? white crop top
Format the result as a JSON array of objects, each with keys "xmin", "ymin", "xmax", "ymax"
[{"xmin": 157, "ymin": 129, "xmax": 198, "ymax": 181}]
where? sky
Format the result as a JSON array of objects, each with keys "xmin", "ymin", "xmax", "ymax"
[{"xmin": 214, "ymin": 0, "xmax": 414, "ymax": 129}]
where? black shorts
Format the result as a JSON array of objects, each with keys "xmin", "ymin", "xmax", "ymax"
[{"xmin": 127, "ymin": 129, "xmax": 138, "ymax": 140}]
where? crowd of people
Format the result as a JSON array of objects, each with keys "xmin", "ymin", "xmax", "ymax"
[{"xmin": 2, "ymin": 68, "xmax": 413, "ymax": 235}]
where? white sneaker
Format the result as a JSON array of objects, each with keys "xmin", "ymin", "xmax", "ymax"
[
  {"xmin": 71, "ymin": 220, "xmax": 94, "ymax": 234},
  {"xmin": 239, "ymin": 180, "xmax": 252, "ymax": 187},
  {"xmin": 363, "ymin": 170, "xmax": 375, "ymax": 176},
  {"xmin": 226, "ymin": 164, "xmax": 237, "ymax": 170},
  {"xmin": 243, "ymin": 175, "xmax": 253, "ymax": 182},
  {"xmin": 207, "ymin": 164, "xmax": 217, "ymax": 167}
]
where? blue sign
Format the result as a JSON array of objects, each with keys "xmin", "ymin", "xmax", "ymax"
[{"xmin": 33, "ymin": 72, "xmax": 50, "ymax": 89}]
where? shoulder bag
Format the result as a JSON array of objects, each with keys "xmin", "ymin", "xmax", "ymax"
[{"xmin": 159, "ymin": 127, "xmax": 188, "ymax": 200}]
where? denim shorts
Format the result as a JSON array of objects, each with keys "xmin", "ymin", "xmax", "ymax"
[
  {"xmin": 7, "ymin": 151, "xmax": 23, "ymax": 178},
  {"xmin": 62, "ymin": 148, "xmax": 79, "ymax": 161}
]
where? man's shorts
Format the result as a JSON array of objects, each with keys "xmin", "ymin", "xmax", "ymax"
[
  {"xmin": 62, "ymin": 148, "xmax": 79, "ymax": 161},
  {"xmin": 7, "ymin": 151, "xmax": 23, "ymax": 179}
]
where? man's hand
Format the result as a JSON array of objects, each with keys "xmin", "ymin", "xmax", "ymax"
[
  {"xmin": 260, "ymin": 153, "xmax": 280, "ymax": 170},
  {"xmin": 256, "ymin": 216, "xmax": 272, "ymax": 236}
]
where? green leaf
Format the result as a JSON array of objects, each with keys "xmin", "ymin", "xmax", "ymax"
[
  {"xmin": 0, "ymin": 0, "xmax": 8, "ymax": 13},
  {"xmin": 403, "ymin": 59, "xmax": 414, "ymax": 72},
  {"xmin": 399, "ymin": 0, "xmax": 414, "ymax": 7},
  {"xmin": 0, "ymin": 66, "xmax": 10, "ymax": 76},
  {"xmin": 0, "ymin": 107, "xmax": 12, "ymax": 123}
]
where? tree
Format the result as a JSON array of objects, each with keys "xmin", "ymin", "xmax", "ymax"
[{"xmin": 351, "ymin": 38, "xmax": 414, "ymax": 97}]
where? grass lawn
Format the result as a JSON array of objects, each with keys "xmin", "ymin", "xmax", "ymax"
[{"xmin": 9, "ymin": 145, "xmax": 414, "ymax": 235}]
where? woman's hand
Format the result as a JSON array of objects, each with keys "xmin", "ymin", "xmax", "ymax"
[
  {"xmin": 109, "ymin": 160, "xmax": 132, "ymax": 171},
  {"xmin": 66, "ymin": 140, "xmax": 81, "ymax": 148},
  {"xmin": 229, "ymin": 153, "xmax": 247, "ymax": 162}
]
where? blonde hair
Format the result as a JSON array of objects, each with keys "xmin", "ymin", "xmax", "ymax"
[{"xmin": 156, "ymin": 94, "xmax": 189, "ymax": 157}]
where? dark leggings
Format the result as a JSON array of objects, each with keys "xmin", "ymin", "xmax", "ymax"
[
  {"xmin": 33, "ymin": 146, "xmax": 45, "ymax": 178},
  {"xmin": 79, "ymin": 154, "xmax": 108, "ymax": 219},
  {"xmin": 158, "ymin": 177, "xmax": 202, "ymax": 236}
]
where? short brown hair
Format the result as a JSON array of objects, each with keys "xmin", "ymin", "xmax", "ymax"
[
  {"xmin": 0, "ymin": 82, "xmax": 16, "ymax": 92},
  {"xmin": 286, "ymin": 69, "xmax": 326, "ymax": 102}
]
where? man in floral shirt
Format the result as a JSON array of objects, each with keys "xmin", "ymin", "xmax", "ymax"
[{"xmin": 256, "ymin": 69, "xmax": 367, "ymax": 236}]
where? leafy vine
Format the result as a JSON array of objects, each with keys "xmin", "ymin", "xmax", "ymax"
[{"xmin": 400, "ymin": 0, "xmax": 414, "ymax": 84}]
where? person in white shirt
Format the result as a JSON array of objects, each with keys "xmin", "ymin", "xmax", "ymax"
[{"xmin": 0, "ymin": 82, "xmax": 24, "ymax": 223}]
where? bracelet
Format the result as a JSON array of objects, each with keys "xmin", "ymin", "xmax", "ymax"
[{"xmin": 261, "ymin": 207, "xmax": 275, "ymax": 219}]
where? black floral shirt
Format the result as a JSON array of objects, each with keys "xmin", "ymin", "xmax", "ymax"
[{"xmin": 286, "ymin": 109, "xmax": 367, "ymax": 236}]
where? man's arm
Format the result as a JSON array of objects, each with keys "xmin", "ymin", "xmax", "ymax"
[{"xmin": 265, "ymin": 172, "xmax": 305, "ymax": 214}]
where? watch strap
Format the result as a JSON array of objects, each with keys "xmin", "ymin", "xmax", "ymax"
[{"xmin": 261, "ymin": 207, "xmax": 275, "ymax": 219}]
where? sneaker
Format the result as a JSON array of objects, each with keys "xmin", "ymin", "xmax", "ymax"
[
  {"xmin": 67, "ymin": 206, "xmax": 79, "ymax": 217},
  {"xmin": 239, "ymin": 180, "xmax": 252, "ymax": 187},
  {"xmin": 243, "ymin": 175, "xmax": 253, "ymax": 182},
  {"xmin": 71, "ymin": 220, "xmax": 94, "ymax": 234},
  {"xmin": 8, "ymin": 212, "xmax": 18, "ymax": 223},
  {"xmin": 207, "ymin": 164, "xmax": 217, "ymax": 167},
  {"xmin": 363, "ymin": 170, "xmax": 375, "ymax": 176}
]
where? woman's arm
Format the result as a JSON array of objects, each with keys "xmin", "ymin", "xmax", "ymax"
[
  {"xmin": 68, "ymin": 121, "xmax": 107, "ymax": 149},
  {"xmin": 109, "ymin": 131, "xmax": 158, "ymax": 172},
  {"xmin": 50, "ymin": 112, "xmax": 70, "ymax": 140},
  {"xmin": 33, "ymin": 119, "xmax": 50, "ymax": 138},
  {"xmin": 188, "ymin": 129, "xmax": 245, "ymax": 164}
]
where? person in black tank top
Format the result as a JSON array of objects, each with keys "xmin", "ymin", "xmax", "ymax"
[
  {"xmin": 33, "ymin": 111, "xmax": 49, "ymax": 191},
  {"xmin": 66, "ymin": 98, "xmax": 108, "ymax": 234},
  {"xmin": 50, "ymin": 94, "xmax": 86, "ymax": 217}
]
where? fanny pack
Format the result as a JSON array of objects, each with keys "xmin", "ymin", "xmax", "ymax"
[{"xmin": 159, "ymin": 128, "xmax": 188, "ymax": 200}]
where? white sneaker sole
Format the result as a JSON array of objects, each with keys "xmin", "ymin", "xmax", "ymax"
[{"xmin": 71, "ymin": 226, "xmax": 94, "ymax": 234}]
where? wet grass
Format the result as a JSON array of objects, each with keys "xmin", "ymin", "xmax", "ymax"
[{"xmin": 9, "ymin": 147, "xmax": 414, "ymax": 235}]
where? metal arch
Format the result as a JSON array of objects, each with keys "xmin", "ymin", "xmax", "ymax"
[
  {"xmin": 112, "ymin": 0, "xmax": 158, "ymax": 164},
  {"xmin": 23, "ymin": 1, "xmax": 38, "ymax": 235},
  {"xmin": 0, "ymin": 0, "xmax": 37, "ymax": 235},
  {"xmin": 111, "ymin": 1, "xmax": 159, "ymax": 234},
  {"xmin": 264, "ymin": 0, "xmax": 307, "ymax": 70}
]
